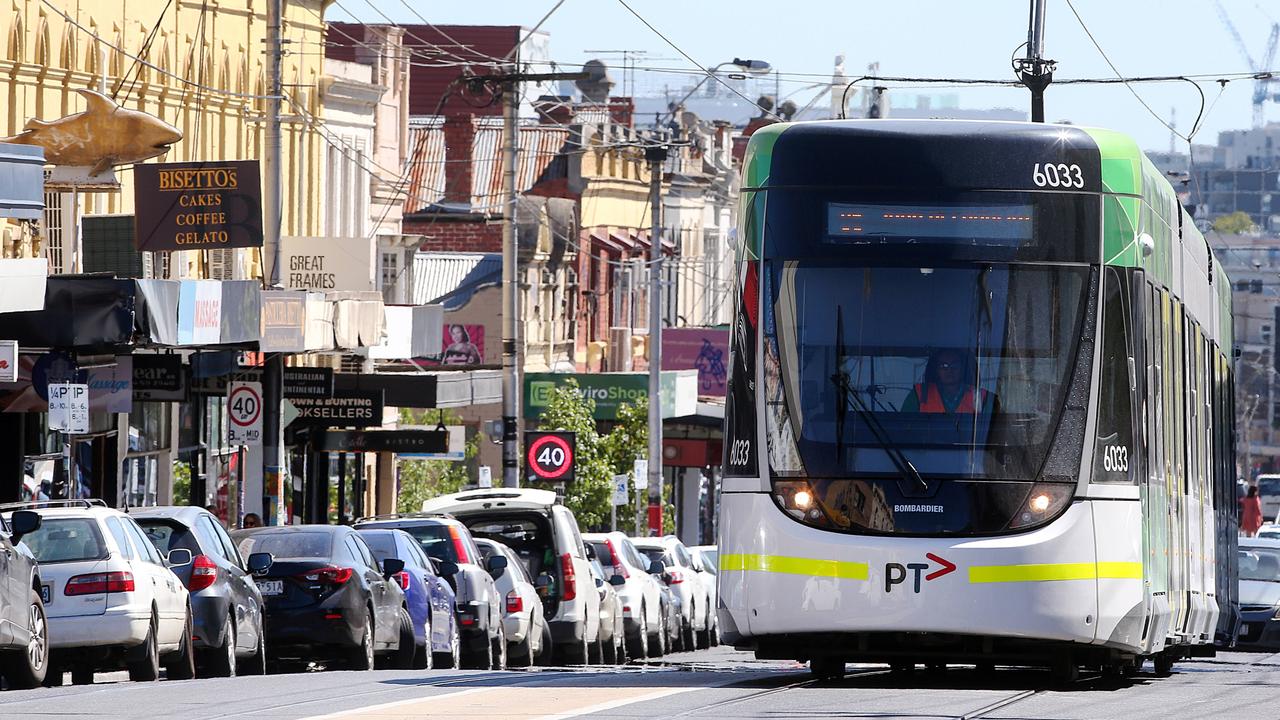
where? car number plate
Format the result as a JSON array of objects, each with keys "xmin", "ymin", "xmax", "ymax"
[
  {"xmin": 258, "ymin": 580, "xmax": 283, "ymax": 596},
  {"xmin": 40, "ymin": 585, "xmax": 50, "ymax": 604}
]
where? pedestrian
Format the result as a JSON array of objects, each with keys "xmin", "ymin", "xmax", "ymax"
[
  {"xmin": 242, "ymin": 512, "xmax": 263, "ymax": 529},
  {"xmin": 1242, "ymin": 485, "xmax": 1264, "ymax": 538}
]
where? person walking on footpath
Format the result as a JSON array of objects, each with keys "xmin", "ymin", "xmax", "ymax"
[{"xmin": 1242, "ymin": 485, "xmax": 1264, "ymax": 538}]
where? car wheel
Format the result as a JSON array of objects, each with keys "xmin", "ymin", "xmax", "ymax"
[
  {"xmin": 243, "ymin": 623, "xmax": 267, "ymax": 676},
  {"xmin": 203, "ymin": 615, "xmax": 237, "ymax": 678},
  {"xmin": 811, "ymin": 657, "xmax": 846, "ymax": 681},
  {"xmin": 347, "ymin": 609, "xmax": 376, "ymax": 671},
  {"xmin": 1, "ymin": 589, "xmax": 48, "ymax": 689},
  {"xmin": 602, "ymin": 631, "xmax": 617, "ymax": 665},
  {"xmin": 681, "ymin": 618, "xmax": 694, "ymax": 653},
  {"xmin": 412, "ymin": 615, "xmax": 432, "ymax": 670},
  {"xmin": 696, "ymin": 620, "xmax": 711, "ymax": 650},
  {"xmin": 434, "ymin": 621, "xmax": 460, "ymax": 669},
  {"xmin": 627, "ymin": 613, "xmax": 648, "ymax": 661},
  {"xmin": 463, "ymin": 621, "xmax": 493, "ymax": 670},
  {"xmin": 491, "ymin": 624, "xmax": 507, "ymax": 671},
  {"xmin": 588, "ymin": 631, "xmax": 602, "ymax": 665},
  {"xmin": 164, "ymin": 608, "xmax": 197, "ymax": 680},
  {"xmin": 648, "ymin": 613, "xmax": 666, "ymax": 658},
  {"xmin": 126, "ymin": 614, "xmax": 161, "ymax": 682},
  {"xmin": 70, "ymin": 664, "xmax": 94, "ymax": 686},
  {"xmin": 392, "ymin": 608, "xmax": 416, "ymax": 670},
  {"xmin": 509, "ymin": 619, "xmax": 534, "ymax": 668}
]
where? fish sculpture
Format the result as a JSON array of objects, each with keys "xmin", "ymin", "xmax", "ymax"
[{"xmin": 2, "ymin": 88, "xmax": 183, "ymax": 176}]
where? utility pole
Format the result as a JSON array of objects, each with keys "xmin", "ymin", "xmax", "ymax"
[
  {"xmin": 480, "ymin": 69, "xmax": 589, "ymax": 489},
  {"xmin": 645, "ymin": 144, "xmax": 667, "ymax": 535},
  {"xmin": 261, "ymin": 0, "xmax": 285, "ymax": 523},
  {"xmin": 1015, "ymin": 0, "xmax": 1055, "ymax": 123}
]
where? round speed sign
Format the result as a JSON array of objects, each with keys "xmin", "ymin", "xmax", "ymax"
[{"xmin": 526, "ymin": 432, "xmax": 575, "ymax": 481}]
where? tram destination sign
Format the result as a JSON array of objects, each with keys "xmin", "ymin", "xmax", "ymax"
[
  {"xmin": 289, "ymin": 390, "xmax": 384, "ymax": 427},
  {"xmin": 133, "ymin": 160, "xmax": 263, "ymax": 251}
]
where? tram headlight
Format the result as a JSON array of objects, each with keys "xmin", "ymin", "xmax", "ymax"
[
  {"xmin": 1007, "ymin": 482, "xmax": 1074, "ymax": 530},
  {"xmin": 772, "ymin": 480, "xmax": 835, "ymax": 527}
]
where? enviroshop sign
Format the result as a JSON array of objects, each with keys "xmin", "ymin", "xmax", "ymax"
[{"xmin": 523, "ymin": 371, "xmax": 698, "ymax": 421}]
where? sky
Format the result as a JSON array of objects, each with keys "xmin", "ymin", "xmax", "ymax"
[{"xmin": 330, "ymin": 0, "xmax": 1279, "ymax": 153}]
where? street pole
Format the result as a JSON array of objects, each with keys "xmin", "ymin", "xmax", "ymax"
[
  {"xmin": 645, "ymin": 145, "xmax": 667, "ymax": 536},
  {"xmin": 261, "ymin": 0, "xmax": 285, "ymax": 524},
  {"xmin": 501, "ymin": 71, "xmax": 521, "ymax": 489},
  {"xmin": 1016, "ymin": 0, "xmax": 1054, "ymax": 123}
]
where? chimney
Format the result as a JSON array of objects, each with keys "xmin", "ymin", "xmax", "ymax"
[
  {"xmin": 535, "ymin": 95, "xmax": 574, "ymax": 127},
  {"xmin": 442, "ymin": 113, "xmax": 477, "ymax": 206},
  {"xmin": 608, "ymin": 97, "xmax": 635, "ymax": 129}
]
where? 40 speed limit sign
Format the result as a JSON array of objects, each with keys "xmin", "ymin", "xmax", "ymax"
[
  {"xmin": 228, "ymin": 381, "xmax": 264, "ymax": 446},
  {"xmin": 525, "ymin": 431, "xmax": 575, "ymax": 483}
]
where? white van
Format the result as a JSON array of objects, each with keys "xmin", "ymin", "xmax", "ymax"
[{"xmin": 1258, "ymin": 475, "xmax": 1280, "ymax": 522}]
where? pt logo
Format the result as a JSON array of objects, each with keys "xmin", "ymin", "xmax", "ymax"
[{"xmin": 884, "ymin": 553, "xmax": 956, "ymax": 593}]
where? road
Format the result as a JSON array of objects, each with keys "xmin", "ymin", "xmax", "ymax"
[{"xmin": 3, "ymin": 647, "xmax": 1279, "ymax": 719}]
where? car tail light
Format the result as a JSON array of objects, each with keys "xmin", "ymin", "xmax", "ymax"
[
  {"xmin": 66, "ymin": 571, "xmax": 135, "ymax": 596},
  {"xmin": 298, "ymin": 566, "xmax": 353, "ymax": 585},
  {"xmin": 605, "ymin": 538, "xmax": 628, "ymax": 579},
  {"xmin": 561, "ymin": 553, "xmax": 576, "ymax": 602},
  {"xmin": 188, "ymin": 554, "xmax": 218, "ymax": 591},
  {"xmin": 506, "ymin": 590, "xmax": 523, "ymax": 614},
  {"xmin": 394, "ymin": 571, "xmax": 410, "ymax": 591},
  {"xmin": 447, "ymin": 525, "xmax": 472, "ymax": 564},
  {"xmin": 667, "ymin": 569, "xmax": 685, "ymax": 584}
]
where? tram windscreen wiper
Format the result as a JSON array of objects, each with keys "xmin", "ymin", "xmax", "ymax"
[{"xmin": 831, "ymin": 307, "xmax": 928, "ymax": 492}]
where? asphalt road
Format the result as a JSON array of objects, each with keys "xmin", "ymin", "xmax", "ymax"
[{"xmin": 3, "ymin": 646, "xmax": 1279, "ymax": 720}]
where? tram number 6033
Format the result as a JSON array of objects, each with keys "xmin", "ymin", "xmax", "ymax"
[
  {"xmin": 1032, "ymin": 162, "xmax": 1085, "ymax": 189},
  {"xmin": 729, "ymin": 439, "xmax": 751, "ymax": 467},
  {"xmin": 1102, "ymin": 444, "xmax": 1130, "ymax": 473}
]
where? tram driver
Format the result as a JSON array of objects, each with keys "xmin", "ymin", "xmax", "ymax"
[{"xmin": 900, "ymin": 349, "xmax": 996, "ymax": 414}]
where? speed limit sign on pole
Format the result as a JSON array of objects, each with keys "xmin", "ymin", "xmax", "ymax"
[
  {"xmin": 228, "ymin": 381, "xmax": 264, "ymax": 446},
  {"xmin": 525, "ymin": 431, "xmax": 575, "ymax": 484}
]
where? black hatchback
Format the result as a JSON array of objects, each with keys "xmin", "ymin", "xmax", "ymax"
[{"xmin": 230, "ymin": 525, "xmax": 414, "ymax": 671}]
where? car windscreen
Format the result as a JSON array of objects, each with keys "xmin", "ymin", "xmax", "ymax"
[
  {"xmin": 1258, "ymin": 477, "xmax": 1280, "ymax": 496},
  {"xmin": 589, "ymin": 541, "xmax": 616, "ymax": 566},
  {"xmin": 235, "ymin": 531, "xmax": 332, "ymax": 559},
  {"xmin": 22, "ymin": 518, "xmax": 108, "ymax": 563},
  {"xmin": 1240, "ymin": 547, "xmax": 1280, "ymax": 582},
  {"xmin": 398, "ymin": 525, "xmax": 458, "ymax": 564},
  {"xmin": 357, "ymin": 532, "xmax": 398, "ymax": 563},
  {"xmin": 137, "ymin": 520, "xmax": 202, "ymax": 555},
  {"xmin": 637, "ymin": 547, "xmax": 665, "ymax": 566}
]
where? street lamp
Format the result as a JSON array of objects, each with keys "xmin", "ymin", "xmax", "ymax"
[{"xmin": 661, "ymin": 57, "xmax": 772, "ymax": 127}]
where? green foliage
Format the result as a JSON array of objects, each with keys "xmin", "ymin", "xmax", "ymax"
[
  {"xmin": 601, "ymin": 397, "xmax": 649, "ymax": 508},
  {"xmin": 536, "ymin": 379, "xmax": 612, "ymax": 528},
  {"xmin": 1212, "ymin": 211, "xmax": 1257, "ymax": 235},
  {"xmin": 172, "ymin": 461, "xmax": 192, "ymax": 506},
  {"xmin": 395, "ymin": 408, "xmax": 478, "ymax": 513}
]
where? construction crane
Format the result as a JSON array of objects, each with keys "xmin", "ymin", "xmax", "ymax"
[{"xmin": 1215, "ymin": 0, "xmax": 1279, "ymax": 127}]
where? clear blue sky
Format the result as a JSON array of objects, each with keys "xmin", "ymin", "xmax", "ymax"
[{"xmin": 333, "ymin": 0, "xmax": 1277, "ymax": 152}]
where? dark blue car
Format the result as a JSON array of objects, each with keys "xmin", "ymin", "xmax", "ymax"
[{"xmin": 357, "ymin": 528, "xmax": 460, "ymax": 668}]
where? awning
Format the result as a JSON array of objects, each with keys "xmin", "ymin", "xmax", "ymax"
[
  {"xmin": 363, "ymin": 304, "xmax": 443, "ymax": 359},
  {"xmin": 333, "ymin": 368, "xmax": 501, "ymax": 409},
  {"xmin": 0, "ymin": 143, "xmax": 44, "ymax": 220},
  {"xmin": 0, "ymin": 259, "xmax": 48, "ymax": 314},
  {"xmin": 0, "ymin": 276, "xmax": 135, "ymax": 350}
]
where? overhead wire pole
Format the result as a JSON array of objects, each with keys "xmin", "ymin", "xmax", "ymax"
[
  {"xmin": 1016, "ymin": 0, "xmax": 1055, "ymax": 122},
  {"xmin": 645, "ymin": 143, "xmax": 667, "ymax": 535},
  {"xmin": 262, "ymin": 0, "xmax": 285, "ymax": 523}
]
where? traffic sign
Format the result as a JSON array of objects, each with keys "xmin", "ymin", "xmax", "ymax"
[
  {"xmin": 612, "ymin": 474, "xmax": 629, "ymax": 506},
  {"xmin": 525, "ymin": 431, "xmax": 575, "ymax": 483},
  {"xmin": 633, "ymin": 458, "xmax": 649, "ymax": 490},
  {"xmin": 48, "ymin": 383, "xmax": 89, "ymax": 434},
  {"xmin": 228, "ymin": 381, "xmax": 263, "ymax": 446}
]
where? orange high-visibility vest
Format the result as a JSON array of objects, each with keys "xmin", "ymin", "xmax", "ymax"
[{"xmin": 915, "ymin": 383, "xmax": 987, "ymax": 414}]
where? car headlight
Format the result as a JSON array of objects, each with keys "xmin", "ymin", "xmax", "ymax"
[{"xmin": 1271, "ymin": 606, "xmax": 1280, "ymax": 621}]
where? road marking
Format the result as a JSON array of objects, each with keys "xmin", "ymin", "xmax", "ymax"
[
  {"xmin": 298, "ymin": 684, "xmax": 697, "ymax": 720},
  {"xmin": 720, "ymin": 553, "xmax": 869, "ymax": 580},
  {"xmin": 968, "ymin": 561, "xmax": 1142, "ymax": 583}
]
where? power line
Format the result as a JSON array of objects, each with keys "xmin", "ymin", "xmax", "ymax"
[{"xmin": 112, "ymin": 0, "xmax": 174, "ymax": 101}]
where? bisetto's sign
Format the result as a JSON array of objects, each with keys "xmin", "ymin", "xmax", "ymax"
[{"xmin": 133, "ymin": 160, "xmax": 263, "ymax": 252}]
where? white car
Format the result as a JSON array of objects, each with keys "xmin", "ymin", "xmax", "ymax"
[
  {"xmin": 584, "ymin": 532, "xmax": 665, "ymax": 658},
  {"xmin": 689, "ymin": 546, "xmax": 719, "ymax": 647},
  {"xmin": 474, "ymin": 538, "xmax": 548, "ymax": 666},
  {"xmin": 632, "ymin": 536, "xmax": 712, "ymax": 651},
  {"xmin": 13, "ymin": 500, "xmax": 194, "ymax": 685}
]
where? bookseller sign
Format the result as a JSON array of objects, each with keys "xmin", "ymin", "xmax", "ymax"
[{"xmin": 133, "ymin": 160, "xmax": 263, "ymax": 251}]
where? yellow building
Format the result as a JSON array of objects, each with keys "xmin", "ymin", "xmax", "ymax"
[{"xmin": 0, "ymin": 0, "xmax": 327, "ymax": 273}]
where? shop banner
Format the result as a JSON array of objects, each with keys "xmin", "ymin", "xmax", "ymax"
[
  {"xmin": 135, "ymin": 280, "xmax": 180, "ymax": 345},
  {"xmin": 0, "ymin": 340, "xmax": 16, "ymax": 383},
  {"xmin": 290, "ymin": 390, "xmax": 384, "ymax": 427},
  {"xmin": 177, "ymin": 281, "xmax": 222, "ymax": 345},
  {"xmin": 523, "ymin": 370, "xmax": 698, "ymax": 421},
  {"xmin": 260, "ymin": 290, "xmax": 306, "ymax": 352},
  {"xmin": 133, "ymin": 160, "xmax": 263, "ymax": 251},
  {"xmin": 661, "ymin": 327, "xmax": 729, "ymax": 397},
  {"xmin": 314, "ymin": 429, "xmax": 448, "ymax": 453},
  {"xmin": 132, "ymin": 354, "xmax": 186, "ymax": 401}
]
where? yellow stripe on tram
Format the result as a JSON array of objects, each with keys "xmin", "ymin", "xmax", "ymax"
[
  {"xmin": 719, "ymin": 553, "xmax": 869, "ymax": 580},
  {"xmin": 968, "ymin": 561, "xmax": 1143, "ymax": 584}
]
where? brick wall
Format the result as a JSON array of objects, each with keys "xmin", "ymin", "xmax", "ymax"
[{"xmin": 405, "ymin": 218, "xmax": 502, "ymax": 253}]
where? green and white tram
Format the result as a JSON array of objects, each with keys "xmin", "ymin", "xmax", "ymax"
[{"xmin": 718, "ymin": 120, "xmax": 1238, "ymax": 680}]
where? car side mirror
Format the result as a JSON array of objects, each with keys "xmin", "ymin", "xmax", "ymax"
[
  {"xmin": 437, "ymin": 560, "xmax": 459, "ymax": 577},
  {"xmin": 9, "ymin": 510, "xmax": 40, "ymax": 543},
  {"xmin": 609, "ymin": 574, "xmax": 626, "ymax": 587},
  {"xmin": 649, "ymin": 560, "xmax": 665, "ymax": 575},
  {"xmin": 382, "ymin": 557, "xmax": 406, "ymax": 579},
  {"xmin": 166, "ymin": 548, "xmax": 193, "ymax": 567},
  {"xmin": 247, "ymin": 552, "xmax": 274, "ymax": 575},
  {"xmin": 486, "ymin": 554, "xmax": 508, "ymax": 579}
]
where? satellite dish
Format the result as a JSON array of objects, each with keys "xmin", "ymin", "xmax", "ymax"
[{"xmin": 576, "ymin": 60, "xmax": 615, "ymax": 103}]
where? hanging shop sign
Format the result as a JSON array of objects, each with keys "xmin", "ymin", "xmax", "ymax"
[
  {"xmin": 523, "ymin": 371, "xmax": 698, "ymax": 421},
  {"xmin": 0, "ymin": 341, "xmax": 17, "ymax": 383},
  {"xmin": 281, "ymin": 236, "xmax": 375, "ymax": 292},
  {"xmin": 260, "ymin": 290, "xmax": 307, "ymax": 352},
  {"xmin": 289, "ymin": 390, "xmax": 383, "ymax": 427},
  {"xmin": 47, "ymin": 383, "xmax": 89, "ymax": 433},
  {"xmin": 525, "ymin": 431, "xmax": 575, "ymax": 484},
  {"xmin": 227, "ymin": 381, "xmax": 264, "ymax": 446},
  {"xmin": 192, "ymin": 367, "xmax": 334, "ymax": 399},
  {"xmin": 133, "ymin": 160, "xmax": 263, "ymax": 251},
  {"xmin": 132, "ymin": 354, "xmax": 186, "ymax": 401},
  {"xmin": 661, "ymin": 327, "xmax": 729, "ymax": 397},
  {"xmin": 177, "ymin": 281, "xmax": 222, "ymax": 345},
  {"xmin": 314, "ymin": 429, "xmax": 448, "ymax": 453}
]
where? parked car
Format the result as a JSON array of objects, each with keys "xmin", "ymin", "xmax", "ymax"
[
  {"xmin": 0, "ymin": 507, "xmax": 48, "ymax": 688},
  {"xmin": 353, "ymin": 514, "xmax": 505, "ymax": 669},
  {"xmin": 587, "ymin": 556, "xmax": 625, "ymax": 664},
  {"xmin": 230, "ymin": 525, "xmax": 414, "ymax": 672},
  {"xmin": 1238, "ymin": 539, "xmax": 1280, "ymax": 650},
  {"xmin": 583, "ymin": 532, "xmax": 665, "ymax": 660},
  {"xmin": 475, "ymin": 538, "xmax": 548, "ymax": 666},
  {"xmin": 1256, "ymin": 475, "xmax": 1280, "ymax": 522},
  {"xmin": 133, "ymin": 506, "xmax": 272, "ymax": 677},
  {"xmin": 689, "ymin": 545, "xmax": 719, "ymax": 647},
  {"xmin": 357, "ymin": 527, "xmax": 461, "ymax": 669},
  {"xmin": 421, "ymin": 489, "xmax": 602, "ymax": 665},
  {"xmin": 632, "ymin": 536, "xmax": 711, "ymax": 651},
  {"xmin": 6, "ymin": 499, "xmax": 193, "ymax": 685}
]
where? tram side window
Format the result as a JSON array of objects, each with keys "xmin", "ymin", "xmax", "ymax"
[{"xmin": 1093, "ymin": 266, "xmax": 1136, "ymax": 484}]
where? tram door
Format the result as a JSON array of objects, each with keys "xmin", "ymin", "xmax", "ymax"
[
  {"xmin": 1141, "ymin": 279, "xmax": 1171, "ymax": 650},
  {"xmin": 1165, "ymin": 294, "xmax": 1189, "ymax": 639}
]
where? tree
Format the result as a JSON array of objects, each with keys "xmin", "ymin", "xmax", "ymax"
[
  {"xmin": 536, "ymin": 379, "xmax": 612, "ymax": 528},
  {"xmin": 395, "ymin": 408, "xmax": 477, "ymax": 513},
  {"xmin": 600, "ymin": 397, "xmax": 676, "ymax": 534},
  {"xmin": 1213, "ymin": 211, "xmax": 1257, "ymax": 235}
]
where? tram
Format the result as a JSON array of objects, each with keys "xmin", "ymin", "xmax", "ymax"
[{"xmin": 717, "ymin": 120, "xmax": 1239, "ymax": 680}]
